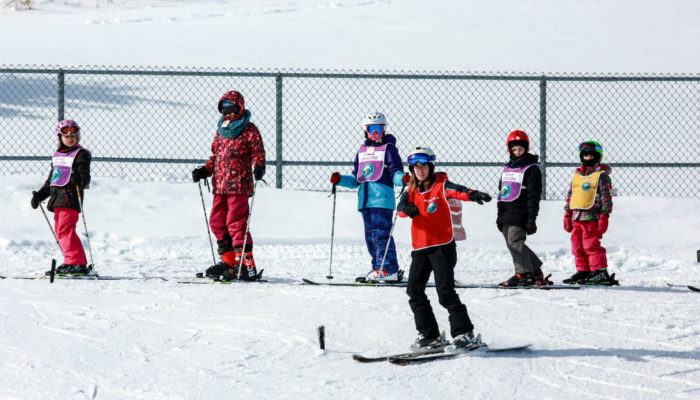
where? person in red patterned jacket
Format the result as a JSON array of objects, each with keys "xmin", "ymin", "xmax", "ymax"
[
  {"xmin": 396, "ymin": 147, "xmax": 491, "ymax": 351},
  {"xmin": 562, "ymin": 140, "xmax": 616, "ymax": 286},
  {"xmin": 192, "ymin": 91, "xmax": 266, "ymax": 281}
]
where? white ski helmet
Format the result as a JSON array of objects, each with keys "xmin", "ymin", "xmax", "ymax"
[
  {"xmin": 407, "ymin": 146, "xmax": 436, "ymax": 166},
  {"xmin": 361, "ymin": 111, "xmax": 387, "ymax": 128}
]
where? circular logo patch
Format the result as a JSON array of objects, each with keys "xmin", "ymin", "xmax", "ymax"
[
  {"xmin": 50, "ymin": 167, "xmax": 61, "ymax": 183},
  {"xmin": 426, "ymin": 201, "xmax": 438, "ymax": 213},
  {"xmin": 582, "ymin": 182, "xmax": 592, "ymax": 191},
  {"xmin": 362, "ymin": 164, "xmax": 374, "ymax": 178},
  {"xmin": 500, "ymin": 183, "xmax": 512, "ymax": 198}
]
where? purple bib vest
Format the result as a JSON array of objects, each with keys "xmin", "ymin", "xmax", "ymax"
[
  {"xmin": 356, "ymin": 144, "xmax": 388, "ymax": 183},
  {"xmin": 498, "ymin": 164, "xmax": 535, "ymax": 202},
  {"xmin": 50, "ymin": 147, "xmax": 81, "ymax": 187}
]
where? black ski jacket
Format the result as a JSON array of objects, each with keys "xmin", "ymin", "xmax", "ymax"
[{"xmin": 496, "ymin": 153, "xmax": 542, "ymax": 228}]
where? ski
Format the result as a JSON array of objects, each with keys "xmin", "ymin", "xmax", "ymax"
[
  {"xmin": 388, "ymin": 343, "xmax": 532, "ymax": 365},
  {"xmin": 666, "ymin": 283, "xmax": 700, "ymax": 292},
  {"xmin": 352, "ymin": 346, "xmax": 448, "ymax": 363},
  {"xmin": 0, "ymin": 275, "xmax": 166, "ymax": 281},
  {"xmin": 302, "ymin": 279, "xmax": 579, "ymax": 290},
  {"xmin": 303, "ymin": 278, "xmax": 408, "ymax": 287}
]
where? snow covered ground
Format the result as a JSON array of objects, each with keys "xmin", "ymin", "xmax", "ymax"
[
  {"xmin": 1, "ymin": 1, "xmax": 699, "ymax": 399},
  {"xmin": 1, "ymin": 176, "xmax": 699, "ymax": 399}
]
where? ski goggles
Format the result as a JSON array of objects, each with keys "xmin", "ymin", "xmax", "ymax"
[
  {"xmin": 221, "ymin": 102, "xmax": 240, "ymax": 115},
  {"xmin": 407, "ymin": 153, "xmax": 433, "ymax": 166},
  {"xmin": 578, "ymin": 142, "xmax": 601, "ymax": 153},
  {"xmin": 365, "ymin": 124, "xmax": 385, "ymax": 135},
  {"xmin": 59, "ymin": 126, "xmax": 79, "ymax": 136}
]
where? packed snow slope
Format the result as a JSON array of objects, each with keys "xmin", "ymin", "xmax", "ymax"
[
  {"xmin": 1, "ymin": 175, "xmax": 699, "ymax": 399},
  {"xmin": 2, "ymin": 0, "xmax": 699, "ymax": 73}
]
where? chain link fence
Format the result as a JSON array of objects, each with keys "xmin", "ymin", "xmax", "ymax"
[{"xmin": 1, "ymin": 66, "xmax": 698, "ymax": 199}]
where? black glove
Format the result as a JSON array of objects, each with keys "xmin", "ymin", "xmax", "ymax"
[
  {"xmin": 69, "ymin": 174, "xmax": 82, "ymax": 190},
  {"xmin": 468, "ymin": 190, "xmax": 491, "ymax": 205},
  {"xmin": 402, "ymin": 203, "xmax": 419, "ymax": 218},
  {"xmin": 253, "ymin": 165, "xmax": 265, "ymax": 181},
  {"xmin": 497, "ymin": 222, "xmax": 503, "ymax": 232},
  {"xmin": 192, "ymin": 166, "xmax": 209, "ymax": 183},
  {"xmin": 30, "ymin": 191, "xmax": 40, "ymax": 209},
  {"xmin": 526, "ymin": 221, "xmax": 537, "ymax": 235}
]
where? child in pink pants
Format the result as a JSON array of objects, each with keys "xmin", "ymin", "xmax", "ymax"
[
  {"xmin": 562, "ymin": 140, "xmax": 616, "ymax": 285},
  {"xmin": 31, "ymin": 119, "xmax": 92, "ymax": 275}
]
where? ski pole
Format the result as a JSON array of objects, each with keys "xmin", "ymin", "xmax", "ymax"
[
  {"xmin": 198, "ymin": 179, "xmax": 217, "ymax": 266},
  {"xmin": 38, "ymin": 202, "xmax": 63, "ymax": 256},
  {"xmin": 237, "ymin": 180, "xmax": 258, "ymax": 281},
  {"xmin": 378, "ymin": 182, "xmax": 408, "ymax": 276},
  {"xmin": 76, "ymin": 185, "xmax": 95, "ymax": 269},
  {"xmin": 327, "ymin": 183, "xmax": 338, "ymax": 280}
]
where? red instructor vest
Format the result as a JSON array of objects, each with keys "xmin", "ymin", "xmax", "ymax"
[{"xmin": 407, "ymin": 174, "xmax": 454, "ymax": 250}]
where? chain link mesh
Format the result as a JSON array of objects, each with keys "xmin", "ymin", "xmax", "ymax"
[{"xmin": 1, "ymin": 66, "xmax": 698, "ymax": 198}]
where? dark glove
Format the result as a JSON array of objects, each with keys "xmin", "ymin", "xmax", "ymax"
[
  {"xmin": 69, "ymin": 174, "xmax": 82, "ymax": 189},
  {"xmin": 192, "ymin": 166, "xmax": 209, "ymax": 183},
  {"xmin": 597, "ymin": 214, "xmax": 609, "ymax": 235},
  {"xmin": 526, "ymin": 221, "xmax": 537, "ymax": 235},
  {"xmin": 31, "ymin": 191, "xmax": 40, "ymax": 209},
  {"xmin": 402, "ymin": 203, "xmax": 419, "ymax": 218},
  {"xmin": 253, "ymin": 165, "xmax": 265, "ymax": 181},
  {"xmin": 468, "ymin": 190, "xmax": 491, "ymax": 205},
  {"xmin": 401, "ymin": 173, "xmax": 411, "ymax": 185},
  {"xmin": 330, "ymin": 172, "xmax": 341, "ymax": 184},
  {"xmin": 563, "ymin": 212, "xmax": 573, "ymax": 233},
  {"xmin": 496, "ymin": 222, "xmax": 503, "ymax": 232}
]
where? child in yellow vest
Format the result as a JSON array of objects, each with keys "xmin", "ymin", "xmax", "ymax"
[{"xmin": 562, "ymin": 141, "xmax": 617, "ymax": 285}]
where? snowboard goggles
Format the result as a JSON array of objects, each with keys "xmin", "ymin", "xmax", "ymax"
[
  {"xmin": 408, "ymin": 153, "xmax": 433, "ymax": 166},
  {"xmin": 365, "ymin": 124, "xmax": 385, "ymax": 135},
  {"xmin": 59, "ymin": 126, "xmax": 79, "ymax": 136},
  {"xmin": 578, "ymin": 142, "xmax": 601, "ymax": 153},
  {"xmin": 221, "ymin": 102, "xmax": 240, "ymax": 115}
]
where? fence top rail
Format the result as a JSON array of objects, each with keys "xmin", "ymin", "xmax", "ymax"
[{"xmin": 1, "ymin": 65, "xmax": 699, "ymax": 82}]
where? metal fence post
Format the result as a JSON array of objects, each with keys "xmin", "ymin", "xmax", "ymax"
[
  {"xmin": 57, "ymin": 69, "xmax": 65, "ymax": 121},
  {"xmin": 275, "ymin": 73, "xmax": 283, "ymax": 189},
  {"xmin": 538, "ymin": 76, "xmax": 547, "ymax": 200}
]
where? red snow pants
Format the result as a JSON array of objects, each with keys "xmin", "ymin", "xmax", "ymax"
[
  {"xmin": 54, "ymin": 207, "xmax": 88, "ymax": 265},
  {"xmin": 209, "ymin": 193, "xmax": 253, "ymax": 248},
  {"xmin": 570, "ymin": 220, "xmax": 607, "ymax": 271}
]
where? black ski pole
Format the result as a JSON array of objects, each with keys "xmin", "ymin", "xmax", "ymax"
[
  {"xmin": 38, "ymin": 203, "xmax": 63, "ymax": 256},
  {"xmin": 198, "ymin": 179, "xmax": 217, "ymax": 266},
  {"xmin": 237, "ymin": 180, "xmax": 259, "ymax": 281},
  {"xmin": 76, "ymin": 185, "xmax": 95, "ymax": 270},
  {"xmin": 327, "ymin": 183, "xmax": 338, "ymax": 280}
]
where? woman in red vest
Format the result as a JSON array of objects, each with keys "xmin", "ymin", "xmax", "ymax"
[{"xmin": 397, "ymin": 147, "xmax": 491, "ymax": 350}]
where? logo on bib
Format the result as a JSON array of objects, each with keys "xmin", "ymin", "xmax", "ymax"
[
  {"xmin": 582, "ymin": 182, "xmax": 592, "ymax": 191},
  {"xmin": 500, "ymin": 183, "xmax": 512, "ymax": 198},
  {"xmin": 362, "ymin": 164, "xmax": 374, "ymax": 178},
  {"xmin": 50, "ymin": 167, "xmax": 61, "ymax": 183},
  {"xmin": 426, "ymin": 202, "xmax": 438, "ymax": 213}
]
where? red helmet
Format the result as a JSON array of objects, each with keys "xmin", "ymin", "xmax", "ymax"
[{"xmin": 506, "ymin": 130, "xmax": 529, "ymax": 152}]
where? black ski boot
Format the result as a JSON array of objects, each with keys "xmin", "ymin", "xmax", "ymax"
[
  {"xmin": 48, "ymin": 264, "xmax": 92, "ymax": 276},
  {"xmin": 500, "ymin": 272, "xmax": 534, "ymax": 287},
  {"xmin": 451, "ymin": 331, "xmax": 484, "ymax": 350},
  {"xmin": 205, "ymin": 261, "xmax": 229, "ymax": 278},
  {"xmin": 563, "ymin": 270, "xmax": 592, "ymax": 284},
  {"xmin": 410, "ymin": 332, "xmax": 449, "ymax": 350},
  {"xmin": 579, "ymin": 268, "xmax": 618, "ymax": 286},
  {"xmin": 533, "ymin": 266, "xmax": 552, "ymax": 286}
]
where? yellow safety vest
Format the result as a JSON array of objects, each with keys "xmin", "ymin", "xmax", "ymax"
[{"xmin": 570, "ymin": 171, "xmax": 603, "ymax": 209}]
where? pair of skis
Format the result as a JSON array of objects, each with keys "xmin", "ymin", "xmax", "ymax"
[{"xmin": 353, "ymin": 341, "xmax": 532, "ymax": 365}]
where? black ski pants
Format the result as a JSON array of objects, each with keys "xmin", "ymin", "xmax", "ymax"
[{"xmin": 406, "ymin": 240, "xmax": 474, "ymax": 339}]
